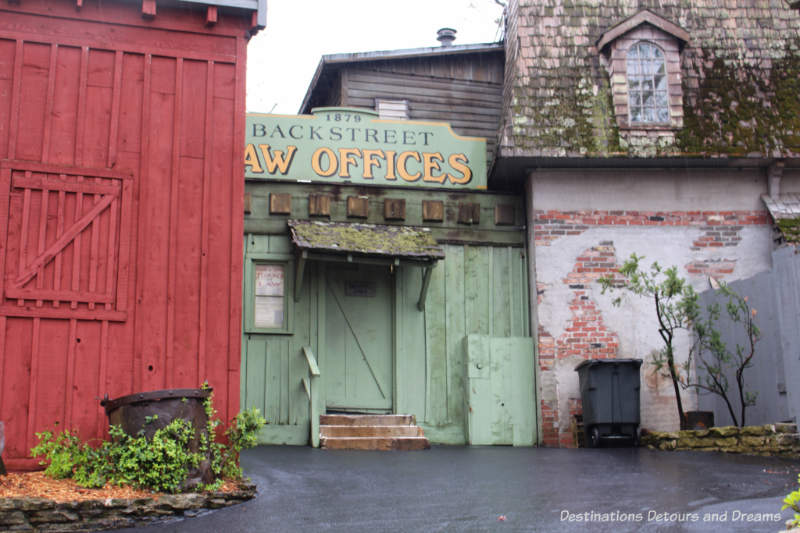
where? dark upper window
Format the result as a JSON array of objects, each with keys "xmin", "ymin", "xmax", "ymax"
[{"xmin": 626, "ymin": 41, "xmax": 669, "ymax": 124}]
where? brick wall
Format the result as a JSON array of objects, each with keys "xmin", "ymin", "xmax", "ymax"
[{"xmin": 533, "ymin": 208, "xmax": 771, "ymax": 447}]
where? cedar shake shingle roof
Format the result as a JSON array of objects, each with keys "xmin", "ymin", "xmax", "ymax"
[{"xmin": 500, "ymin": 0, "xmax": 800, "ymax": 160}]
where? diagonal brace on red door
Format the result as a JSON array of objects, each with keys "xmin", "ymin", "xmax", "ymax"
[{"xmin": 11, "ymin": 194, "xmax": 115, "ymax": 289}]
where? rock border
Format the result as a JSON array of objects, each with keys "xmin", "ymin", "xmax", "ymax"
[
  {"xmin": 0, "ymin": 481, "xmax": 256, "ymax": 532},
  {"xmin": 641, "ymin": 423, "xmax": 800, "ymax": 457}
]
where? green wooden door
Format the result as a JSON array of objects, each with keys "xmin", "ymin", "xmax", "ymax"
[
  {"xmin": 465, "ymin": 335, "xmax": 536, "ymax": 446},
  {"xmin": 323, "ymin": 264, "xmax": 393, "ymax": 411}
]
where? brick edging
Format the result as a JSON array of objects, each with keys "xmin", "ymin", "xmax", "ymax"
[{"xmin": 0, "ymin": 482, "xmax": 256, "ymax": 532}]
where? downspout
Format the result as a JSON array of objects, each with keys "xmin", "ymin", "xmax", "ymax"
[{"xmin": 524, "ymin": 171, "xmax": 543, "ymax": 446}]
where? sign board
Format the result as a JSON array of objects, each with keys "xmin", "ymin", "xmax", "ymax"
[
  {"xmin": 245, "ymin": 107, "xmax": 487, "ymax": 190},
  {"xmin": 254, "ymin": 264, "xmax": 285, "ymax": 329}
]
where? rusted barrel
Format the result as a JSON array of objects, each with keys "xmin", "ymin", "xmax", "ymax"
[{"xmin": 100, "ymin": 388, "xmax": 213, "ymax": 488}]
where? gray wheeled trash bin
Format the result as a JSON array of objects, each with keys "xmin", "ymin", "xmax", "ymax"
[{"xmin": 575, "ymin": 359, "xmax": 642, "ymax": 447}]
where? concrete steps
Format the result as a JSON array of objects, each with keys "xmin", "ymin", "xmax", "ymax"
[{"xmin": 319, "ymin": 414, "xmax": 430, "ymax": 451}]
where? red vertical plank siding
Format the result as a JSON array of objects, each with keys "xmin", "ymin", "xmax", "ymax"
[
  {"xmin": 49, "ymin": 46, "xmax": 82, "ymax": 167},
  {"xmin": 1, "ymin": 318, "xmax": 32, "ymax": 459},
  {"xmin": 198, "ymin": 61, "xmax": 215, "ymax": 385},
  {"xmin": 175, "ymin": 157, "xmax": 203, "ymax": 387},
  {"xmin": 132, "ymin": 53, "xmax": 151, "ymax": 396},
  {"xmin": 228, "ymin": 35, "xmax": 246, "ymax": 423},
  {"xmin": 15, "ymin": 42, "xmax": 49, "ymax": 162},
  {"xmin": 7, "ymin": 40, "xmax": 23, "ymax": 160},
  {"xmin": 39, "ymin": 45, "xmax": 58, "ymax": 166},
  {"xmin": 174, "ymin": 59, "xmax": 207, "ymax": 387},
  {"xmin": 137, "ymin": 54, "xmax": 174, "ymax": 392},
  {"xmin": 208, "ymin": 62, "xmax": 236, "ymax": 424},
  {"xmin": 116, "ymin": 53, "xmax": 144, "ymax": 173},
  {"xmin": 0, "ymin": 1, "xmax": 251, "ymax": 469},
  {"xmin": 165, "ymin": 57, "xmax": 182, "ymax": 387},
  {"xmin": 70, "ymin": 321, "xmax": 102, "ymax": 438},
  {"xmin": 83, "ymin": 49, "xmax": 114, "ymax": 168},
  {"xmin": 30, "ymin": 319, "xmax": 70, "ymax": 439},
  {"xmin": 0, "ymin": 39, "xmax": 15, "ymax": 160}
]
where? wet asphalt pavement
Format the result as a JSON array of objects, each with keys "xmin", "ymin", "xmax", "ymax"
[{"xmin": 111, "ymin": 445, "xmax": 799, "ymax": 533}]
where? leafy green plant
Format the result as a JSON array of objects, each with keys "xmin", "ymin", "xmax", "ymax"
[
  {"xmin": 783, "ymin": 474, "xmax": 800, "ymax": 530},
  {"xmin": 105, "ymin": 420, "xmax": 201, "ymax": 492},
  {"xmin": 599, "ymin": 253, "xmax": 700, "ymax": 429},
  {"xmin": 200, "ymin": 386, "xmax": 265, "ymax": 481},
  {"xmin": 682, "ymin": 282, "xmax": 760, "ymax": 427},
  {"xmin": 31, "ymin": 386, "xmax": 266, "ymax": 493},
  {"xmin": 220, "ymin": 408, "xmax": 267, "ymax": 479},
  {"xmin": 31, "ymin": 427, "xmax": 86, "ymax": 480}
]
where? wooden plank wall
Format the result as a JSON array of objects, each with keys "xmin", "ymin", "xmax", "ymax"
[
  {"xmin": 242, "ymin": 238, "xmax": 529, "ymax": 446},
  {"xmin": 241, "ymin": 235, "xmax": 317, "ymax": 445},
  {"xmin": 396, "ymin": 244, "xmax": 529, "ymax": 444},
  {"xmin": 339, "ymin": 53, "xmax": 504, "ymax": 164},
  {"xmin": 0, "ymin": 2, "xmax": 249, "ymax": 469}
]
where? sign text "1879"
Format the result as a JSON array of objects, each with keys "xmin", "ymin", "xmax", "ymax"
[{"xmin": 325, "ymin": 112, "xmax": 362, "ymax": 123}]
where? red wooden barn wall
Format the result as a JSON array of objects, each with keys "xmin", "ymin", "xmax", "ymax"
[{"xmin": 0, "ymin": 0, "xmax": 251, "ymax": 469}]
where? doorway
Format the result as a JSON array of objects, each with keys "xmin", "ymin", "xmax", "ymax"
[{"xmin": 323, "ymin": 263, "xmax": 393, "ymax": 412}]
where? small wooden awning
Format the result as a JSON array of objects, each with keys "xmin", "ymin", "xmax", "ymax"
[{"xmin": 288, "ymin": 219, "xmax": 444, "ymax": 310}]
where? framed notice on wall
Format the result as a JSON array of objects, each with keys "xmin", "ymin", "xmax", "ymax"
[{"xmin": 254, "ymin": 264, "xmax": 285, "ymax": 329}]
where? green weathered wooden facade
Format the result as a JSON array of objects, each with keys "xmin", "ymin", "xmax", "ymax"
[{"xmin": 241, "ymin": 182, "xmax": 536, "ymax": 445}]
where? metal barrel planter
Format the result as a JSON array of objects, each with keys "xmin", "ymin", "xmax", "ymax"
[{"xmin": 100, "ymin": 388, "xmax": 213, "ymax": 489}]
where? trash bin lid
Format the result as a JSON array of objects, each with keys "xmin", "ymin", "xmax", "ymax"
[{"xmin": 574, "ymin": 358, "xmax": 643, "ymax": 372}]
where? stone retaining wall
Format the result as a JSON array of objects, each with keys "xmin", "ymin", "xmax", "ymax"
[
  {"xmin": 641, "ymin": 423, "xmax": 800, "ymax": 456},
  {"xmin": 0, "ymin": 482, "xmax": 255, "ymax": 532}
]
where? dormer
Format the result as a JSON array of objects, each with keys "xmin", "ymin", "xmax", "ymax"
[{"xmin": 597, "ymin": 10, "xmax": 689, "ymax": 131}]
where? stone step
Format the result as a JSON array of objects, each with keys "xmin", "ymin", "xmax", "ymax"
[
  {"xmin": 320, "ymin": 436, "xmax": 431, "ymax": 451},
  {"xmin": 320, "ymin": 424, "xmax": 423, "ymax": 438},
  {"xmin": 320, "ymin": 414, "xmax": 416, "ymax": 426}
]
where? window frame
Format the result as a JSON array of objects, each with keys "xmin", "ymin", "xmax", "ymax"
[
  {"xmin": 626, "ymin": 40, "xmax": 670, "ymax": 125},
  {"xmin": 244, "ymin": 252, "xmax": 294, "ymax": 335}
]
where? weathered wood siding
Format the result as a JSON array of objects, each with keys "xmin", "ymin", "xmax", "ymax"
[
  {"xmin": 395, "ymin": 243, "xmax": 529, "ymax": 443},
  {"xmin": 242, "ymin": 182, "xmax": 531, "ymax": 445},
  {"xmin": 0, "ymin": 0, "xmax": 251, "ymax": 469},
  {"xmin": 304, "ymin": 51, "xmax": 504, "ymax": 165}
]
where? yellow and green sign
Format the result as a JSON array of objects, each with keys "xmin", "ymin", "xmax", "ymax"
[{"xmin": 245, "ymin": 107, "xmax": 486, "ymax": 190}]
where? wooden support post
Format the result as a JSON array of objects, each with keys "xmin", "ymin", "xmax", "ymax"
[
  {"xmin": 417, "ymin": 262, "xmax": 436, "ymax": 311},
  {"xmin": 294, "ymin": 251, "xmax": 307, "ymax": 302},
  {"xmin": 302, "ymin": 347, "xmax": 321, "ymax": 448},
  {"xmin": 302, "ymin": 346, "xmax": 320, "ymax": 377}
]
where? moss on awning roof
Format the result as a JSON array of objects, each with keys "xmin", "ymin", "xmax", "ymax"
[
  {"xmin": 763, "ymin": 193, "xmax": 800, "ymax": 244},
  {"xmin": 288, "ymin": 219, "xmax": 444, "ymax": 260}
]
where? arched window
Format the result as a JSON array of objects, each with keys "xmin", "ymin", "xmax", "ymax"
[{"xmin": 627, "ymin": 41, "xmax": 668, "ymax": 123}]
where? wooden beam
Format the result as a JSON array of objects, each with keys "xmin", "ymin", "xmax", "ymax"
[
  {"xmin": 205, "ymin": 6, "xmax": 218, "ymax": 26},
  {"xmin": 301, "ymin": 346, "xmax": 321, "ymax": 448},
  {"xmin": 417, "ymin": 263, "xmax": 436, "ymax": 311},
  {"xmin": 141, "ymin": 0, "xmax": 156, "ymax": 19},
  {"xmin": 294, "ymin": 250, "xmax": 307, "ymax": 302},
  {"xmin": 302, "ymin": 346, "xmax": 320, "ymax": 377},
  {"xmin": 300, "ymin": 250, "xmax": 434, "ymax": 268}
]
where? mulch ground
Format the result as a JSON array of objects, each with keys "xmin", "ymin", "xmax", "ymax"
[{"xmin": 0, "ymin": 471, "xmax": 240, "ymax": 503}]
